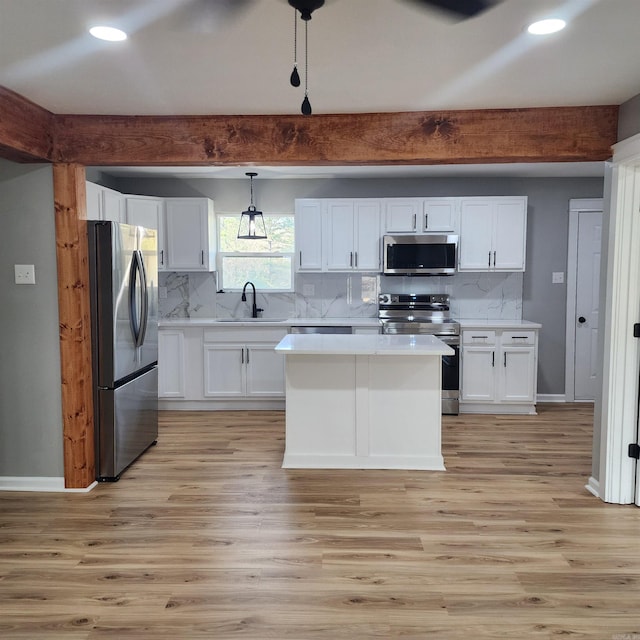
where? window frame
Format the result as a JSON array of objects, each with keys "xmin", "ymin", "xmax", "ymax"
[{"xmin": 216, "ymin": 212, "xmax": 295, "ymax": 292}]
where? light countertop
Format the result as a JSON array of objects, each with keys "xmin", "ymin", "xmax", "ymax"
[
  {"xmin": 275, "ymin": 333, "xmax": 454, "ymax": 356},
  {"xmin": 159, "ymin": 317, "xmax": 381, "ymax": 328},
  {"xmin": 458, "ymin": 319, "xmax": 542, "ymax": 330}
]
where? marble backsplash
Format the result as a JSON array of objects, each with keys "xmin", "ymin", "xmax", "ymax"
[{"xmin": 158, "ymin": 271, "xmax": 523, "ymax": 321}]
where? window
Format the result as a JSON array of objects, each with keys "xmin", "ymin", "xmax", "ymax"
[{"xmin": 217, "ymin": 214, "xmax": 295, "ymax": 290}]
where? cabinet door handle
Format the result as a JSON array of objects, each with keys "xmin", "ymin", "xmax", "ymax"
[
  {"xmin": 412, "ymin": 213, "xmax": 416, "ymax": 230},
  {"xmin": 492, "ymin": 351, "xmax": 495, "ymax": 367},
  {"xmin": 472, "ymin": 335, "xmax": 488, "ymax": 339},
  {"xmin": 504, "ymin": 352, "xmax": 507, "ymax": 367},
  {"xmin": 493, "ymin": 251, "xmax": 496, "ymax": 267},
  {"xmin": 350, "ymin": 252, "xmax": 353, "ymax": 267},
  {"xmin": 425, "ymin": 213, "xmax": 428, "ymax": 229},
  {"xmin": 246, "ymin": 348, "xmax": 250, "ymax": 364},
  {"xmin": 241, "ymin": 348, "xmax": 244, "ymax": 364},
  {"xmin": 355, "ymin": 252, "xmax": 358, "ymax": 268},
  {"xmin": 299, "ymin": 250, "xmax": 302, "ymax": 267},
  {"xmin": 201, "ymin": 250, "xmax": 204, "ymax": 265},
  {"xmin": 488, "ymin": 251, "xmax": 491, "ymax": 268},
  {"xmin": 160, "ymin": 249, "xmax": 164, "ymax": 266}
]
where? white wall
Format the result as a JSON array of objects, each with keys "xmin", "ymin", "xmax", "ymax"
[{"xmin": 0, "ymin": 160, "xmax": 64, "ymax": 478}]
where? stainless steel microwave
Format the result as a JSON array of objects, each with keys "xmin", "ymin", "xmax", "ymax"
[{"xmin": 383, "ymin": 234, "xmax": 458, "ymax": 276}]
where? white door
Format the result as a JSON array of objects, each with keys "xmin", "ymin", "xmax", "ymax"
[
  {"xmin": 295, "ymin": 199, "xmax": 323, "ymax": 271},
  {"xmin": 165, "ymin": 200, "xmax": 206, "ymax": 270},
  {"xmin": 245, "ymin": 344, "xmax": 285, "ymax": 396},
  {"xmin": 203, "ymin": 344, "xmax": 245, "ymax": 396},
  {"xmin": 500, "ymin": 347, "xmax": 536, "ymax": 402},
  {"xmin": 423, "ymin": 198, "xmax": 456, "ymax": 231},
  {"xmin": 324, "ymin": 200, "xmax": 355, "ymax": 270},
  {"xmin": 461, "ymin": 347, "xmax": 496, "ymax": 401},
  {"xmin": 493, "ymin": 199, "xmax": 527, "ymax": 271},
  {"xmin": 353, "ymin": 200, "xmax": 381, "ymax": 271},
  {"xmin": 458, "ymin": 200, "xmax": 493, "ymax": 270},
  {"xmin": 574, "ymin": 211, "xmax": 602, "ymax": 400},
  {"xmin": 384, "ymin": 199, "xmax": 421, "ymax": 232}
]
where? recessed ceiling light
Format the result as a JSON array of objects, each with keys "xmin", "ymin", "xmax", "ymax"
[
  {"xmin": 89, "ymin": 26, "xmax": 128, "ymax": 42},
  {"xmin": 527, "ymin": 18, "xmax": 567, "ymax": 35}
]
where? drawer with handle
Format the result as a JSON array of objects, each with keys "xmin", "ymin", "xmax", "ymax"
[{"xmin": 462, "ymin": 330, "xmax": 496, "ymax": 345}]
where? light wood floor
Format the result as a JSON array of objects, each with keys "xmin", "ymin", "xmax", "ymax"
[{"xmin": 1, "ymin": 404, "xmax": 639, "ymax": 639}]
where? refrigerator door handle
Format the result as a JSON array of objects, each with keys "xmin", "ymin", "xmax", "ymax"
[
  {"xmin": 137, "ymin": 250, "xmax": 149, "ymax": 347},
  {"xmin": 128, "ymin": 250, "xmax": 147, "ymax": 348}
]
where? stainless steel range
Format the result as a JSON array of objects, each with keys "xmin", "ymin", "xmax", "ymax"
[{"xmin": 378, "ymin": 293, "xmax": 460, "ymax": 415}]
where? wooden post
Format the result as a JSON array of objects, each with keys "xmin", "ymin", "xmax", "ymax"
[{"xmin": 52, "ymin": 163, "xmax": 95, "ymax": 488}]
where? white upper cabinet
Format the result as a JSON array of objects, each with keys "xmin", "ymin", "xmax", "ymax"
[
  {"xmin": 383, "ymin": 199, "xmax": 422, "ymax": 233},
  {"xmin": 126, "ymin": 196, "xmax": 166, "ymax": 269},
  {"xmin": 163, "ymin": 198, "xmax": 216, "ymax": 271},
  {"xmin": 324, "ymin": 199, "xmax": 381, "ymax": 272},
  {"xmin": 126, "ymin": 195, "xmax": 163, "ymax": 229},
  {"xmin": 295, "ymin": 199, "xmax": 323, "ymax": 271},
  {"xmin": 324, "ymin": 200, "xmax": 355, "ymax": 271},
  {"xmin": 85, "ymin": 182, "xmax": 125, "ymax": 223},
  {"xmin": 353, "ymin": 200, "xmax": 382, "ymax": 271},
  {"xmin": 383, "ymin": 198, "xmax": 457, "ymax": 233},
  {"xmin": 295, "ymin": 198, "xmax": 381, "ymax": 273},
  {"xmin": 423, "ymin": 198, "xmax": 457, "ymax": 232},
  {"xmin": 458, "ymin": 197, "xmax": 527, "ymax": 271}
]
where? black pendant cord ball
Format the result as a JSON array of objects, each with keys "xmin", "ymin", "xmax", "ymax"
[
  {"xmin": 301, "ymin": 19, "xmax": 312, "ymax": 115},
  {"xmin": 290, "ymin": 7, "xmax": 300, "ymax": 87}
]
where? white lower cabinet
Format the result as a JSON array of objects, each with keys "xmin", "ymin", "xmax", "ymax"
[
  {"xmin": 460, "ymin": 327, "xmax": 538, "ymax": 414},
  {"xmin": 204, "ymin": 327, "xmax": 287, "ymax": 402},
  {"xmin": 158, "ymin": 325, "xmax": 287, "ymax": 409},
  {"xmin": 158, "ymin": 330, "xmax": 186, "ymax": 398}
]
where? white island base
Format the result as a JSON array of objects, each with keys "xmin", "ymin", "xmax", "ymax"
[{"xmin": 275, "ymin": 334, "xmax": 453, "ymax": 470}]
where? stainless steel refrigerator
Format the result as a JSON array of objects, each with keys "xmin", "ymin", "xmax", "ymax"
[{"xmin": 88, "ymin": 221, "xmax": 159, "ymax": 481}]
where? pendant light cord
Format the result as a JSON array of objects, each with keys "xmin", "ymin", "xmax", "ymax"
[
  {"xmin": 304, "ymin": 19, "xmax": 308, "ymax": 97},
  {"xmin": 293, "ymin": 9, "xmax": 297, "ymax": 68}
]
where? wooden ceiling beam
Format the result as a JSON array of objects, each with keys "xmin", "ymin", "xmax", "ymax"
[
  {"xmin": 51, "ymin": 105, "xmax": 618, "ymax": 167},
  {"xmin": 0, "ymin": 87, "xmax": 54, "ymax": 162}
]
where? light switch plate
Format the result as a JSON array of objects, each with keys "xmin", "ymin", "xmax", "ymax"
[
  {"xmin": 15, "ymin": 264, "xmax": 36, "ymax": 285},
  {"xmin": 552, "ymin": 271, "xmax": 565, "ymax": 284}
]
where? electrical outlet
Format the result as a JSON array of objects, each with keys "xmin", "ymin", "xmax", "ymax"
[
  {"xmin": 14, "ymin": 264, "xmax": 36, "ymax": 285},
  {"xmin": 159, "ymin": 286, "xmax": 168, "ymax": 299},
  {"xmin": 552, "ymin": 271, "xmax": 565, "ymax": 284},
  {"xmin": 302, "ymin": 284, "xmax": 315, "ymax": 297}
]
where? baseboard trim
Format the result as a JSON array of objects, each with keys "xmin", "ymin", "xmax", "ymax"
[
  {"xmin": 536, "ymin": 394, "xmax": 566, "ymax": 403},
  {"xmin": 159, "ymin": 399, "xmax": 285, "ymax": 411},
  {"xmin": 0, "ymin": 477, "xmax": 97, "ymax": 493},
  {"xmin": 585, "ymin": 476, "xmax": 601, "ymax": 499}
]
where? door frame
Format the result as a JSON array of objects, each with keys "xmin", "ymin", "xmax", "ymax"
[
  {"xmin": 597, "ymin": 133, "xmax": 640, "ymax": 505},
  {"xmin": 565, "ymin": 198, "xmax": 603, "ymax": 402}
]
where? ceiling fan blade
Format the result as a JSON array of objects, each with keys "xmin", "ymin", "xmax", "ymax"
[
  {"xmin": 171, "ymin": 0, "xmax": 255, "ymax": 33},
  {"xmin": 406, "ymin": 0, "xmax": 493, "ymax": 19}
]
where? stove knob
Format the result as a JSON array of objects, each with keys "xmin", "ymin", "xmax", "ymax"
[{"xmin": 379, "ymin": 294, "xmax": 390, "ymax": 304}]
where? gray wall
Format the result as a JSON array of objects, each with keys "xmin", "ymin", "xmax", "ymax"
[
  {"xmin": 618, "ymin": 91, "xmax": 640, "ymax": 140},
  {"xmin": 112, "ymin": 174, "xmax": 604, "ymax": 396},
  {"xmin": 0, "ymin": 160, "xmax": 64, "ymax": 478}
]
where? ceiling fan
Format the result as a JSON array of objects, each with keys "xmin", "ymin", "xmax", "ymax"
[
  {"xmin": 175, "ymin": 0, "xmax": 498, "ymax": 113},
  {"xmin": 286, "ymin": 0, "xmax": 495, "ymax": 114}
]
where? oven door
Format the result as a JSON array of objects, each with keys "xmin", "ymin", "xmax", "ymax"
[{"xmin": 439, "ymin": 336, "xmax": 460, "ymax": 415}]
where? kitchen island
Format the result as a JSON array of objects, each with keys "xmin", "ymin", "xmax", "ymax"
[{"xmin": 275, "ymin": 333, "xmax": 453, "ymax": 470}]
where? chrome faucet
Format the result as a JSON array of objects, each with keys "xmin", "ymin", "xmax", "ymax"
[{"xmin": 241, "ymin": 281, "xmax": 263, "ymax": 318}]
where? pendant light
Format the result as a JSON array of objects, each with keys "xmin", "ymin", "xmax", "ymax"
[
  {"xmin": 288, "ymin": 0, "xmax": 324, "ymax": 115},
  {"xmin": 237, "ymin": 172, "xmax": 267, "ymax": 240}
]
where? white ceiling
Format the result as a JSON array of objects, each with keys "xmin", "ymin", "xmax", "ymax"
[{"xmin": 1, "ymin": 0, "xmax": 633, "ymax": 179}]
